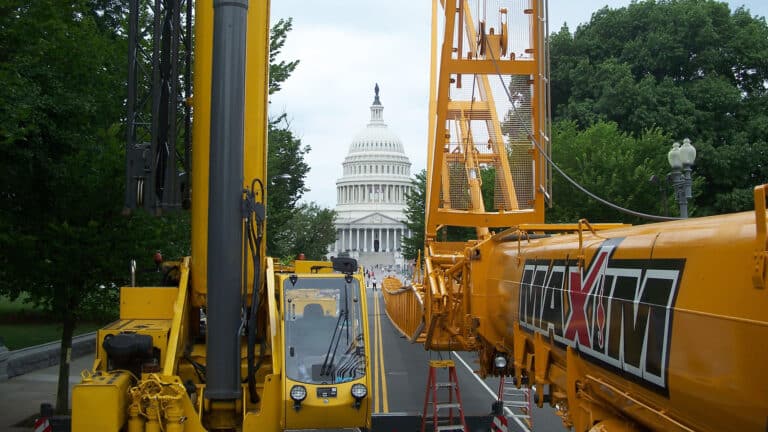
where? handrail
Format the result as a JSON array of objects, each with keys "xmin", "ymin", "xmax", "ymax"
[{"xmin": 753, "ymin": 184, "xmax": 768, "ymax": 289}]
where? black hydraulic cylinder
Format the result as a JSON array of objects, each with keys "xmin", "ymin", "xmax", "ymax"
[{"xmin": 206, "ymin": 0, "xmax": 248, "ymax": 401}]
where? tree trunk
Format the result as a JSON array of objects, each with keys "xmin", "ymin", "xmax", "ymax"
[{"xmin": 56, "ymin": 308, "xmax": 76, "ymax": 414}]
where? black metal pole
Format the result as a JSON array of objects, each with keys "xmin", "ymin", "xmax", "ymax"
[{"xmin": 206, "ymin": 0, "xmax": 248, "ymax": 401}]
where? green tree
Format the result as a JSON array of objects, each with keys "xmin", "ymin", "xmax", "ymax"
[
  {"xmin": 266, "ymin": 17, "xmax": 307, "ymax": 260},
  {"xmin": 546, "ymin": 121, "xmax": 698, "ymax": 223},
  {"xmin": 273, "ymin": 203, "xmax": 336, "ymax": 260},
  {"xmin": 0, "ymin": 0, "xmax": 133, "ymax": 413},
  {"xmin": 402, "ymin": 171, "xmax": 427, "ymax": 260},
  {"xmin": 402, "ymin": 167, "xmax": 504, "ymax": 261},
  {"xmin": 549, "ymin": 0, "xmax": 768, "ymax": 215},
  {"xmin": 266, "ymin": 18, "xmax": 337, "ymax": 261},
  {"xmin": 269, "ymin": 18, "xmax": 299, "ymax": 95},
  {"xmin": 266, "ymin": 116, "xmax": 312, "ymax": 259}
]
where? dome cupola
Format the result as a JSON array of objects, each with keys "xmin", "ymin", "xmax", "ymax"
[{"xmin": 348, "ymin": 83, "xmax": 406, "ymax": 155}]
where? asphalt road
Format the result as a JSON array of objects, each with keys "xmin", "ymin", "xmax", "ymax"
[{"xmin": 367, "ymin": 284, "xmax": 564, "ymax": 432}]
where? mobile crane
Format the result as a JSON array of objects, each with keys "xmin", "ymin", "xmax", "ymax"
[
  {"xmin": 70, "ymin": 0, "xmax": 768, "ymax": 430},
  {"xmin": 383, "ymin": 1, "xmax": 768, "ymax": 432},
  {"xmin": 72, "ymin": 0, "xmax": 371, "ymax": 430}
]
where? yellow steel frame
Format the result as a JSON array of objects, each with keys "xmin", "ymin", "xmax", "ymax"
[
  {"xmin": 425, "ymin": 0, "xmax": 548, "ymax": 240},
  {"xmin": 190, "ymin": 0, "xmax": 270, "ymax": 306},
  {"xmin": 407, "ymin": 0, "xmax": 550, "ymax": 351}
]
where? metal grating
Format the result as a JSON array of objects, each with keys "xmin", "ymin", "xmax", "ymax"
[
  {"xmin": 438, "ymin": 0, "xmax": 538, "ymax": 215},
  {"xmin": 441, "ymin": 71, "xmax": 535, "ymax": 212}
]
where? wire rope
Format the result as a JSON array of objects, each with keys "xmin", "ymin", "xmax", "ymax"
[{"xmin": 480, "ymin": 14, "xmax": 679, "ymax": 222}]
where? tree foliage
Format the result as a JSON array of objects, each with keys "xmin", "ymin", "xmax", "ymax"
[
  {"xmin": 269, "ymin": 18, "xmax": 299, "ymax": 95},
  {"xmin": 550, "ymin": 0, "xmax": 768, "ymax": 215},
  {"xmin": 266, "ymin": 17, "xmax": 336, "ymax": 261},
  {"xmin": 272, "ymin": 203, "xmax": 337, "ymax": 261},
  {"xmin": 546, "ymin": 121, "xmax": 704, "ymax": 223},
  {"xmin": 402, "ymin": 171, "xmax": 427, "ymax": 260},
  {"xmin": 266, "ymin": 115, "xmax": 312, "ymax": 259},
  {"xmin": 0, "ymin": 0, "xmax": 134, "ymax": 413}
]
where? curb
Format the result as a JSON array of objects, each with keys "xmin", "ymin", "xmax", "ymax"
[{"xmin": 0, "ymin": 332, "xmax": 96, "ymax": 381}]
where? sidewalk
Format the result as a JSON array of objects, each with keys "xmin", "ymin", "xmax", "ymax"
[{"xmin": 0, "ymin": 353, "xmax": 93, "ymax": 431}]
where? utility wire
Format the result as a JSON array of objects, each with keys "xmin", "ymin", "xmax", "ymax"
[{"xmin": 485, "ymin": 32, "xmax": 679, "ymax": 222}]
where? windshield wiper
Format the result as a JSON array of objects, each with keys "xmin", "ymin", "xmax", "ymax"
[
  {"xmin": 320, "ymin": 309, "xmax": 347, "ymax": 376},
  {"xmin": 321, "ymin": 278, "xmax": 351, "ymax": 376}
]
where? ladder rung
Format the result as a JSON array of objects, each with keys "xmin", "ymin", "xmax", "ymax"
[
  {"xmin": 435, "ymin": 382, "xmax": 456, "ymax": 388},
  {"xmin": 504, "ymin": 402, "xmax": 530, "ymax": 408},
  {"xmin": 436, "ymin": 425, "xmax": 465, "ymax": 432},
  {"xmin": 436, "ymin": 403, "xmax": 461, "ymax": 410}
]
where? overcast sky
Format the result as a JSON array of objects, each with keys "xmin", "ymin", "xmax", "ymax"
[{"xmin": 268, "ymin": 1, "xmax": 768, "ymax": 209}]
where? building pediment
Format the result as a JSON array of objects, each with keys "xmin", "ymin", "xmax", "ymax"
[{"xmin": 349, "ymin": 212, "xmax": 402, "ymax": 226}]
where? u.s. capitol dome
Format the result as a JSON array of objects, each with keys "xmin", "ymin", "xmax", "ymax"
[{"xmin": 328, "ymin": 84, "xmax": 412, "ymax": 269}]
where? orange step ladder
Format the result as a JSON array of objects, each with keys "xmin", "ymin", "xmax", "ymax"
[{"xmin": 421, "ymin": 360, "xmax": 468, "ymax": 432}]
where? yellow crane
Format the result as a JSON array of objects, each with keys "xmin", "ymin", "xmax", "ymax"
[
  {"xmin": 68, "ymin": 0, "xmax": 768, "ymax": 430},
  {"xmin": 384, "ymin": 1, "xmax": 768, "ymax": 431},
  {"xmin": 72, "ymin": 0, "xmax": 371, "ymax": 430}
]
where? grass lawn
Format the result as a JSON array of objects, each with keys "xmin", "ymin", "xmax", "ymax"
[
  {"xmin": 0, "ymin": 322, "xmax": 104, "ymax": 350},
  {"xmin": 0, "ymin": 295, "xmax": 108, "ymax": 350}
]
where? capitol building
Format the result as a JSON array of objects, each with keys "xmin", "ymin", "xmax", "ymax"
[{"xmin": 327, "ymin": 84, "xmax": 412, "ymax": 269}]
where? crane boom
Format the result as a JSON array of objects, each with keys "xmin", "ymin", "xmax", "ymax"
[{"xmin": 384, "ymin": 1, "xmax": 768, "ymax": 431}]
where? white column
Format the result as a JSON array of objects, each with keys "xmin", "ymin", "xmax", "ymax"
[
  {"xmin": 363, "ymin": 228, "xmax": 367, "ymax": 252},
  {"xmin": 386, "ymin": 228, "xmax": 390, "ymax": 252},
  {"xmin": 356, "ymin": 229, "xmax": 360, "ymax": 251}
]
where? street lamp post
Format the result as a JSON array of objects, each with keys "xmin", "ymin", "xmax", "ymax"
[{"xmin": 667, "ymin": 138, "xmax": 696, "ymax": 218}]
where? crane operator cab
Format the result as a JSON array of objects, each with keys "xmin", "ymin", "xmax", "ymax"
[{"xmin": 278, "ymin": 257, "xmax": 372, "ymax": 430}]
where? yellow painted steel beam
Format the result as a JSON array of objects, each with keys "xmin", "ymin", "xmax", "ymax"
[
  {"xmin": 426, "ymin": 0, "xmax": 439, "ymax": 240},
  {"xmin": 426, "ymin": 0, "xmax": 457, "ymax": 239},
  {"xmin": 244, "ymin": 0, "xmax": 270, "ymax": 207},
  {"xmin": 119, "ymin": 287, "xmax": 178, "ymax": 319},
  {"xmin": 446, "ymin": 101, "xmax": 493, "ymax": 120},
  {"xmin": 531, "ymin": 0, "xmax": 548, "ymax": 219},
  {"xmin": 457, "ymin": 115, "xmax": 490, "ymax": 238},
  {"xmin": 460, "ymin": 3, "xmax": 520, "ymax": 212},
  {"xmin": 446, "ymin": 58, "xmax": 536, "ymax": 75},
  {"xmin": 430, "ymin": 208, "xmax": 538, "ymax": 228},
  {"xmin": 163, "ymin": 257, "xmax": 191, "ymax": 375},
  {"xmin": 190, "ymin": 0, "xmax": 212, "ymax": 306},
  {"xmin": 427, "ymin": 0, "xmax": 551, "ymax": 238},
  {"xmin": 243, "ymin": 0, "xmax": 271, "ymax": 312},
  {"xmin": 191, "ymin": 0, "xmax": 270, "ymax": 307}
]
